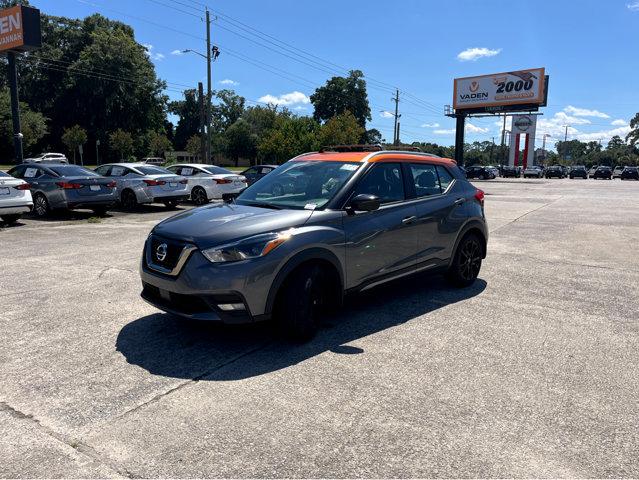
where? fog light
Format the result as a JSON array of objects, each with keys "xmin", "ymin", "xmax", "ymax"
[{"xmin": 218, "ymin": 303, "xmax": 245, "ymax": 311}]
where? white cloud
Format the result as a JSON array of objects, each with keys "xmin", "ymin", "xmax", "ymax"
[
  {"xmin": 380, "ymin": 111, "xmax": 394, "ymax": 119},
  {"xmin": 258, "ymin": 91, "xmax": 310, "ymax": 106},
  {"xmin": 628, "ymin": 1, "xmax": 639, "ymax": 10},
  {"xmin": 457, "ymin": 47, "xmax": 502, "ymax": 62},
  {"xmin": 575, "ymin": 126, "xmax": 632, "ymax": 143},
  {"xmin": 293, "ymin": 105, "xmax": 308, "ymax": 111},
  {"xmin": 421, "ymin": 122, "xmax": 440, "ymax": 128},
  {"xmin": 143, "ymin": 43, "xmax": 165, "ymax": 61},
  {"xmin": 171, "ymin": 49, "xmax": 184, "ymax": 56},
  {"xmin": 219, "ymin": 79, "xmax": 239, "ymax": 86},
  {"xmin": 611, "ymin": 119, "xmax": 627, "ymax": 126},
  {"xmin": 433, "ymin": 129, "xmax": 456, "ymax": 135},
  {"xmin": 564, "ymin": 105, "xmax": 610, "ymax": 119},
  {"xmin": 466, "ymin": 123, "xmax": 489, "ymax": 134}
]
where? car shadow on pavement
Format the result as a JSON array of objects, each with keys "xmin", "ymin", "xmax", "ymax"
[{"xmin": 116, "ymin": 275, "xmax": 487, "ymax": 381}]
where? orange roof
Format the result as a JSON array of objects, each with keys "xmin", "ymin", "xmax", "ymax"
[{"xmin": 295, "ymin": 151, "xmax": 456, "ymax": 166}]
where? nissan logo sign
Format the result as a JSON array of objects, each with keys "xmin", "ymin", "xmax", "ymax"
[
  {"xmin": 155, "ymin": 243, "xmax": 168, "ymax": 262},
  {"xmin": 514, "ymin": 116, "xmax": 533, "ymax": 132}
]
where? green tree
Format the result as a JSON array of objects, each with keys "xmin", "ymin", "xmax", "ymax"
[
  {"xmin": 0, "ymin": 89, "xmax": 47, "ymax": 161},
  {"xmin": 224, "ymin": 119, "xmax": 258, "ymax": 166},
  {"xmin": 627, "ymin": 113, "xmax": 639, "ymax": 146},
  {"xmin": 61, "ymin": 125, "xmax": 87, "ymax": 164},
  {"xmin": 169, "ymin": 89, "xmax": 200, "ymax": 150},
  {"xmin": 109, "ymin": 129, "xmax": 134, "ymax": 159},
  {"xmin": 185, "ymin": 135, "xmax": 202, "ymax": 158},
  {"xmin": 317, "ymin": 111, "xmax": 364, "ymax": 147},
  {"xmin": 212, "ymin": 89, "xmax": 246, "ymax": 132},
  {"xmin": 146, "ymin": 130, "xmax": 172, "ymax": 157},
  {"xmin": 258, "ymin": 115, "xmax": 320, "ymax": 164},
  {"xmin": 310, "ymin": 70, "xmax": 372, "ymax": 127}
]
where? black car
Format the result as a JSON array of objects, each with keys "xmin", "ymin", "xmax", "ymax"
[
  {"xmin": 465, "ymin": 165, "xmax": 496, "ymax": 180},
  {"xmin": 545, "ymin": 165, "xmax": 565, "ymax": 178},
  {"xmin": 569, "ymin": 166, "xmax": 588, "ymax": 179},
  {"xmin": 592, "ymin": 166, "xmax": 612, "ymax": 180},
  {"xmin": 620, "ymin": 166, "xmax": 639, "ymax": 180},
  {"xmin": 501, "ymin": 166, "xmax": 520, "ymax": 178}
]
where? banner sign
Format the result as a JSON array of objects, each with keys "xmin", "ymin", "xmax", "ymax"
[
  {"xmin": 453, "ymin": 68, "xmax": 546, "ymax": 111},
  {"xmin": 0, "ymin": 5, "xmax": 41, "ymax": 53}
]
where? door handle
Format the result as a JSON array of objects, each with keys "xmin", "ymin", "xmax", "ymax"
[
  {"xmin": 454, "ymin": 198, "xmax": 466, "ymax": 206},
  {"xmin": 402, "ymin": 215, "xmax": 418, "ymax": 225}
]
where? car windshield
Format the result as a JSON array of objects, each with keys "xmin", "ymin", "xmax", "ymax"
[
  {"xmin": 50, "ymin": 166, "xmax": 99, "ymax": 177},
  {"xmin": 236, "ymin": 160, "xmax": 361, "ymax": 210},
  {"xmin": 135, "ymin": 165, "xmax": 172, "ymax": 175},
  {"xmin": 202, "ymin": 165, "xmax": 233, "ymax": 175}
]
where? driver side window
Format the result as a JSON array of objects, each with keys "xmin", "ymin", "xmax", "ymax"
[{"xmin": 352, "ymin": 163, "xmax": 404, "ymax": 204}]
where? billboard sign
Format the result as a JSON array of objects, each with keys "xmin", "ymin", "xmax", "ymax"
[
  {"xmin": 0, "ymin": 5, "xmax": 41, "ymax": 53},
  {"xmin": 453, "ymin": 68, "xmax": 546, "ymax": 112}
]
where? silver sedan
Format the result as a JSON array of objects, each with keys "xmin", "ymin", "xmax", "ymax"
[{"xmin": 94, "ymin": 163, "xmax": 189, "ymax": 210}]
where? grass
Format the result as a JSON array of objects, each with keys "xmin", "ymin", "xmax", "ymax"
[{"xmin": 87, "ymin": 217, "xmax": 102, "ymax": 224}]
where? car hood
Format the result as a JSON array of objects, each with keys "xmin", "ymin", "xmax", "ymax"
[{"xmin": 152, "ymin": 202, "xmax": 314, "ymax": 248}]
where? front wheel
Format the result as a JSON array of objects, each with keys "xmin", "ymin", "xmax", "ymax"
[
  {"xmin": 276, "ymin": 264, "xmax": 328, "ymax": 342},
  {"xmin": 447, "ymin": 233, "xmax": 483, "ymax": 288},
  {"xmin": 191, "ymin": 187, "xmax": 208, "ymax": 206},
  {"xmin": 121, "ymin": 190, "xmax": 138, "ymax": 211},
  {"xmin": 1, "ymin": 214, "xmax": 22, "ymax": 224}
]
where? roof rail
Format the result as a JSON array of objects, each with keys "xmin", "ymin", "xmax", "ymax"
[
  {"xmin": 319, "ymin": 144, "xmax": 383, "ymax": 153},
  {"xmin": 385, "ymin": 146, "xmax": 423, "ymax": 152}
]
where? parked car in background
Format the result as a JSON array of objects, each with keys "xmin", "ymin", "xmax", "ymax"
[
  {"xmin": 620, "ymin": 166, "xmax": 639, "ymax": 180},
  {"xmin": 592, "ymin": 166, "xmax": 613, "ymax": 180},
  {"xmin": 613, "ymin": 166, "xmax": 625, "ymax": 179},
  {"xmin": 545, "ymin": 165, "xmax": 565, "ymax": 178},
  {"xmin": 139, "ymin": 148, "xmax": 488, "ymax": 341},
  {"xmin": 569, "ymin": 165, "xmax": 588, "ymax": 179},
  {"xmin": 166, "ymin": 164, "xmax": 248, "ymax": 205},
  {"xmin": 142, "ymin": 157, "xmax": 165, "ymax": 166},
  {"xmin": 94, "ymin": 163, "xmax": 189, "ymax": 210},
  {"xmin": 487, "ymin": 166, "xmax": 500, "ymax": 178},
  {"xmin": 523, "ymin": 166, "xmax": 544, "ymax": 178},
  {"xmin": 501, "ymin": 166, "xmax": 520, "ymax": 178},
  {"xmin": 588, "ymin": 165, "xmax": 599, "ymax": 178},
  {"xmin": 0, "ymin": 170, "xmax": 33, "ymax": 224},
  {"xmin": 7, "ymin": 164, "xmax": 116, "ymax": 217},
  {"xmin": 241, "ymin": 165, "xmax": 278, "ymax": 185},
  {"xmin": 29, "ymin": 153, "xmax": 69, "ymax": 164},
  {"xmin": 465, "ymin": 165, "xmax": 496, "ymax": 180}
]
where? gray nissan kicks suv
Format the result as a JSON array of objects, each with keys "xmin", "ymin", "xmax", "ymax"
[{"xmin": 140, "ymin": 147, "xmax": 488, "ymax": 340}]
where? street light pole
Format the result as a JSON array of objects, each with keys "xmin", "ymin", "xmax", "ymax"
[
  {"xmin": 7, "ymin": 52, "xmax": 23, "ymax": 163},
  {"xmin": 205, "ymin": 8, "xmax": 212, "ymax": 163}
]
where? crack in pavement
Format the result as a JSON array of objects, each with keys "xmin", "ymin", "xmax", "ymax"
[
  {"xmin": 0, "ymin": 401, "xmax": 136, "ymax": 479},
  {"xmin": 490, "ymin": 196, "xmax": 565, "ymax": 233}
]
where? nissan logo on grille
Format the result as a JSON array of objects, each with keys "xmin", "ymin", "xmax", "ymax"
[{"xmin": 155, "ymin": 243, "xmax": 168, "ymax": 262}]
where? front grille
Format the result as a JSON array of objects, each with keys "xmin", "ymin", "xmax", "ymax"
[
  {"xmin": 142, "ymin": 283, "xmax": 212, "ymax": 315},
  {"xmin": 149, "ymin": 235, "xmax": 186, "ymax": 271}
]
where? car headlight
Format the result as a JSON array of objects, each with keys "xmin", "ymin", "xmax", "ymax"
[{"xmin": 202, "ymin": 231, "xmax": 293, "ymax": 263}]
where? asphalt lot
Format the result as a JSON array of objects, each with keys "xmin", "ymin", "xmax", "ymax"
[{"xmin": 1, "ymin": 178, "xmax": 638, "ymax": 478}]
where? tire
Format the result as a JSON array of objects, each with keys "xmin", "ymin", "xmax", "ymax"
[
  {"xmin": 163, "ymin": 200, "xmax": 179, "ymax": 209},
  {"xmin": 447, "ymin": 233, "xmax": 483, "ymax": 288},
  {"xmin": 191, "ymin": 186, "xmax": 208, "ymax": 206},
  {"xmin": 33, "ymin": 193, "xmax": 50, "ymax": 217},
  {"xmin": 91, "ymin": 206, "xmax": 107, "ymax": 217},
  {"xmin": 1, "ymin": 214, "xmax": 22, "ymax": 224},
  {"xmin": 121, "ymin": 189, "xmax": 138, "ymax": 211},
  {"xmin": 275, "ymin": 264, "xmax": 329, "ymax": 342},
  {"xmin": 479, "ymin": 174, "xmax": 485, "ymax": 180}
]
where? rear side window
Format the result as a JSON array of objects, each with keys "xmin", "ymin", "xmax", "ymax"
[
  {"xmin": 410, "ymin": 164, "xmax": 440, "ymax": 197},
  {"xmin": 436, "ymin": 166, "xmax": 454, "ymax": 192},
  {"xmin": 353, "ymin": 163, "xmax": 404, "ymax": 204}
]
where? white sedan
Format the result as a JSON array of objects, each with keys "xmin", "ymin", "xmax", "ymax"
[
  {"xmin": 166, "ymin": 164, "xmax": 248, "ymax": 205},
  {"xmin": 0, "ymin": 170, "xmax": 33, "ymax": 224}
]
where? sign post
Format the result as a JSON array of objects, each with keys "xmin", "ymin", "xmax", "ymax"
[{"xmin": 0, "ymin": 5, "xmax": 42, "ymax": 163}]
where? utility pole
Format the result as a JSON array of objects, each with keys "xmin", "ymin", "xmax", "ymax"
[
  {"xmin": 392, "ymin": 89, "xmax": 400, "ymax": 146},
  {"xmin": 198, "ymin": 82, "xmax": 206, "ymax": 163},
  {"xmin": 205, "ymin": 8, "xmax": 212, "ymax": 163},
  {"xmin": 500, "ymin": 114, "xmax": 508, "ymax": 166},
  {"xmin": 7, "ymin": 52, "xmax": 23, "ymax": 163},
  {"xmin": 562, "ymin": 124, "xmax": 569, "ymax": 162},
  {"xmin": 96, "ymin": 139, "xmax": 100, "ymax": 165}
]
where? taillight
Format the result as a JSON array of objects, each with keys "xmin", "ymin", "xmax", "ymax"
[
  {"xmin": 106, "ymin": 181, "xmax": 117, "ymax": 188},
  {"xmin": 214, "ymin": 178, "xmax": 233, "ymax": 184},
  {"xmin": 14, "ymin": 183, "xmax": 31, "ymax": 190},
  {"xmin": 143, "ymin": 179, "xmax": 166, "ymax": 186},
  {"xmin": 179, "ymin": 179, "xmax": 188, "ymax": 184},
  {"xmin": 56, "ymin": 182, "xmax": 82, "ymax": 189},
  {"xmin": 474, "ymin": 189, "xmax": 485, "ymax": 206}
]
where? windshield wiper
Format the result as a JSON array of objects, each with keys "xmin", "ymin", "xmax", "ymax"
[{"xmin": 244, "ymin": 202, "xmax": 283, "ymax": 210}]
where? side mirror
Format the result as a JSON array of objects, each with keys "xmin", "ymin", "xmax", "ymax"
[{"xmin": 349, "ymin": 194, "xmax": 381, "ymax": 212}]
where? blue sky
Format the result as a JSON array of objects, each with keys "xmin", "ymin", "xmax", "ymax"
[{"xmin": 34, "ymin": 0, "xmax": 639, "ymax": 148}]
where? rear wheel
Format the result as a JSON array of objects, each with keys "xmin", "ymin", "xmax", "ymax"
[
  {"xmin": 275, "ymin": 264, "xmax": 328, "ymax": 342},
  {"xmin": 33, "ymin": 193, "xmax": 49, "ymax": 217},
  {"xmin": 447, "ymin": 233, "xmax": 483, "ymax": 288},
  {"xmin": 121, "ymin": 190, "xmax": 137, "ymax": 211},
  {"xmin": 1, "ymin": 214, "xmax": 22, "ymax": 224},
  {"xmin": 191, "ymin": 186, "xmax": 208, "ymax": 206}
]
